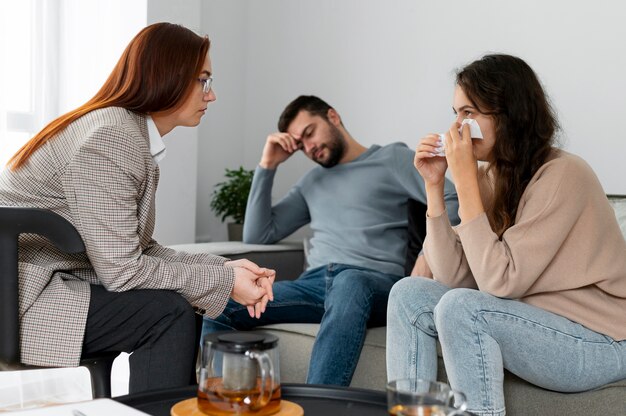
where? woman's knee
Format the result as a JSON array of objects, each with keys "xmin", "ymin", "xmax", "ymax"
[
  {"xmin": 390, "ymin": 277, "xmax": 449, "ymax": 309},
  {"xmin": 389, "ymin": 277, "xmax": 420, "ymax": 310},
  {"xmin": 144, "ymin": 290, "xmax": 195, "ymax": 324},
  {"xmin": 434, "ymin": 288, "xmax": 487, "ymax": 331},
  {"xmin": 388, "ymin": 277, "xmax": 447, "ymax": 324}
]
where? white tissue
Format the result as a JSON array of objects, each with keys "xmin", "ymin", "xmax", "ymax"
[
  {"xmin": 435, "ymin": 119, "xmax": 483, "ymax": 156},
  {"xmin": 461, "ymin": 118, "xmax": 484, "ymax": 139}
]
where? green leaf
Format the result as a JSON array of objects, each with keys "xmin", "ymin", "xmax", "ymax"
[{"xmin": 209, "ymin": 166, "xmax": 254, "ymax": 224}]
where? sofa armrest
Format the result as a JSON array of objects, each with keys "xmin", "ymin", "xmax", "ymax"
[{"xmin": 168, "ymin": 241, "xmax": 305, "ymax": 281}]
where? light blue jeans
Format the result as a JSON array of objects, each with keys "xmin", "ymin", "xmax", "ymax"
[
  {"xmin": 203, "ymin": 263, "xmax": 402, "ymax": 386},
  {"xmin": 386, "ymin": 277, "xmax": 626, "ymax": 416}
]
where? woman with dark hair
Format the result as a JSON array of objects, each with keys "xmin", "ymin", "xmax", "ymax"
[
  {"xmin": 0, "ymin": 22, "xmax": 274, "ymax": 393},
  {"xmin": 386, "ymin": 54, "xmax": 626, "ymax": 415}
]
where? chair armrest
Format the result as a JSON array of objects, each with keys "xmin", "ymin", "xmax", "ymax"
[
  {"xmin": 0, "ymin": 206, "xmax": 85, "ymax": 366},
  {"xmin": 0, "ymin": 207, "xmax": 85, "ymax": 253},
  {"xmin": 168, "ymin": 241, "xmax": 305, "ymax": 281}
]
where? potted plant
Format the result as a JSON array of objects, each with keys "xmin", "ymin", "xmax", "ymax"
[{"xmin": 210, "ymin": 166, "xmax": 254, "ymax": 241}]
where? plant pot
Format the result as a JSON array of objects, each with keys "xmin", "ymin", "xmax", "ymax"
[{"xmin": 227, "ymin": 223, "xmax": 244, "ymax": 241}]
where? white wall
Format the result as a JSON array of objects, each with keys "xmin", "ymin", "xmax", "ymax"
[
  {"xmin": 146, "ymin": 0, "xmax": 202, "ymax": 244},
  {"xmin": 195, "ymin": 0, "xmax": 626, "ymax": 241},
  {"xmin": 58, "ymin": 0, "xmax": 146, "ymax": 114},
  {"xmin": 197, "ymin": 1, "xmax": 249, "ymax": 242}
]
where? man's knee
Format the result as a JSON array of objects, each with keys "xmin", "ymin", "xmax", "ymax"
[
  {"xmin": 328, "ymin": 269, "xmax": 373, "ymax": 298},
  {"xmin": 323, "ymin": 271, "xmax": 376, "ymax": 320}
]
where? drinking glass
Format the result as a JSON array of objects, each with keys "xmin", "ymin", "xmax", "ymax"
[{"xmin": 386, "ymin": 379, "xmax": 467, "ymax": 416}]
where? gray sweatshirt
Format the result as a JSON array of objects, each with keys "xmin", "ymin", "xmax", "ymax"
[{"xmin": 244, "ymin": 142, "xmax": 460, "ymax": 276}]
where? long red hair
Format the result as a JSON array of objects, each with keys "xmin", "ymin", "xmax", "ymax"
[{"xmin": 8, "ymin": 22, "xmax": 210, "ymax": 170}]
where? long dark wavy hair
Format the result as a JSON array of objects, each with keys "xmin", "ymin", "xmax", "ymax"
[{"xmin": 456, "ymin": 54, "xmax": 559, "ymax": 237}]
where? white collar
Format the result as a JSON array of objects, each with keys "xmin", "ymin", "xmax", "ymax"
[{"xmin": 146, "ymin": 116, "xmax": 166, "ymax": 164}]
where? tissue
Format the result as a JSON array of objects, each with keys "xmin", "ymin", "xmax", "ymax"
[{"xmin": 435, "ymin": 119, "xmax": 483, "ymax": 156}]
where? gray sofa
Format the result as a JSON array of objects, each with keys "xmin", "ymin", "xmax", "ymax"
[{"xmin": 171, "ymin": 195, "xmax": 626, "ymax": 415}]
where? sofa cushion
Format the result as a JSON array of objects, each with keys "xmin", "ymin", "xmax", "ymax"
[{"xmin": 503, "ymin": 372, "xmax": 626, "ymax": 415}]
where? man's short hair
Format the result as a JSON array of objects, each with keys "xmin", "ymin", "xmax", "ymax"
[{"xmin": 278, "ymin": 95, "xmax": 333, "ymax": 132}]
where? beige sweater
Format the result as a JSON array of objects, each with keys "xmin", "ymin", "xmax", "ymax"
[{"xmin": 425, "ymin": 149, "xmax": 626, "ymax": 341}]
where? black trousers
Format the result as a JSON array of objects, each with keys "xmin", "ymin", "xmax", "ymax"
[{"xmin": 82, "ymin": 285, "xmax": 201, "ymax": 393}]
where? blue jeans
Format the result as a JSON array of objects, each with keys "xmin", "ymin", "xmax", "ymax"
[
  {"xmin": 203, "ymin": 263, "xmax": 402, "ymax": 386},
  {"xmin": 386, "ymin": 277, "xmax": 626, "ymax": 416}
]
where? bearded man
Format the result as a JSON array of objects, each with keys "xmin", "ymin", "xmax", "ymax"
[{"xmin": 202, "ymin": 95, "xmax": 459, "ymax": 386}]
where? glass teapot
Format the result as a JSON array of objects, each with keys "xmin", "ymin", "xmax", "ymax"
[{"xmin": 198, "ymin": 331, "xmax": 281, "ymax": 416}]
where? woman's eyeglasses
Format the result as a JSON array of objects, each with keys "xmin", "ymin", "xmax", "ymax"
[{"xmin": 198, "ymin": 77, "xmax": 213, "ymax": 94}]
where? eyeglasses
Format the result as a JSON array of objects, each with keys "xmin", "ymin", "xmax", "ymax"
[{"xmin": 198, "ymin": 77, "xmax": 213, "ymax": 94}]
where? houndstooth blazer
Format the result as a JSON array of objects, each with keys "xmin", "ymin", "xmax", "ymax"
[{"xmin": 0, "ymin": 107, "xmax": 235, "ymax": 367}]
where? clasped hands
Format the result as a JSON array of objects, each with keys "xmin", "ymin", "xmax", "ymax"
[{"xmin": 225, "ymin": 259, "xmax": 276, "ymax": 319}]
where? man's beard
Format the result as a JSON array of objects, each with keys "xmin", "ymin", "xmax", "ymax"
[{"xmin": 315, "ymin": 124, "xmax": 346, "ymax": 168}]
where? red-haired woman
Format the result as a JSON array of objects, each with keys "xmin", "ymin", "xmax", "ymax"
[{"xmin": 0, "ymin": 22, "xmax": 274, "ymax": 393}]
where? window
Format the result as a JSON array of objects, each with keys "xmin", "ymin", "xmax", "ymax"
[
  {"xmin": 0, "ymin": 0, "xmax": 145, "ymax": 404},
  {"xmin": 0, "ymin": 0, "xmax": 57, "ymax": 167},
  {"xmin": 0, "ymin": 0, "xmax": 146, "ymax": 169}
]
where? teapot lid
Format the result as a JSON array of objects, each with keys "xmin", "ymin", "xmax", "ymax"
[{"xmin": 206, "ymin": 331, "xmax": 278, "ymax": 353}]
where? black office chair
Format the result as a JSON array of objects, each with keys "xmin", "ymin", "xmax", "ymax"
[{"xmin": 0, "ymin": 206, "xmax": 117, "ymax": 398}]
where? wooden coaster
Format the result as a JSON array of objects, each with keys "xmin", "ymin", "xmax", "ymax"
[{"xmin": 170, "ymin": 398, "xmax": 303, "ymax": 416}]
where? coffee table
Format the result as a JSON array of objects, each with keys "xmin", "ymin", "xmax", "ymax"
[{"xmin": 116, "ymin": 383, "xmax": 388, "ymax": 416}]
